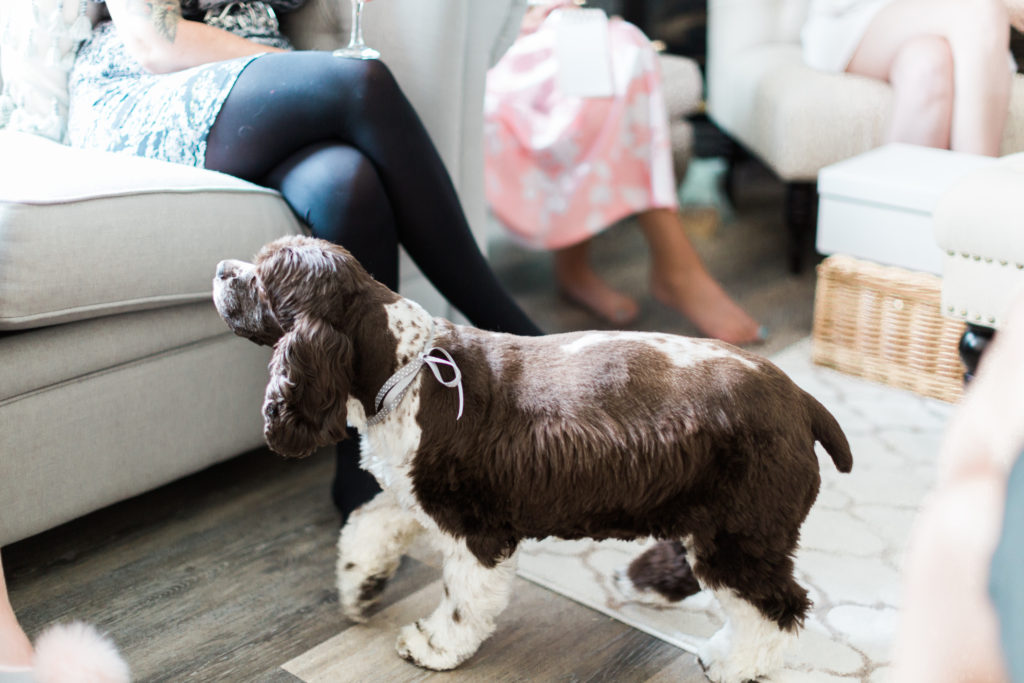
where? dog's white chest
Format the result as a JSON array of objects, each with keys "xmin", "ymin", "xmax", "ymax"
[{"xmin": 358, "ymin": 388, "xmax": 424, "ymax": 510}]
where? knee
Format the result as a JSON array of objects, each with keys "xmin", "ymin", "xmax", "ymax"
[
  {"xmin": 275, "ymin": 143, "xmax": 392, "ymax": 236},
  {"xmin": 332, "ymin": 58, "xmax": 402, "ymax": 117},
  {"xmin": 320, "ymin": 145, "xmax": 387, "ymax": 205},
  {"xmin": 890, "ymin": 36, "xmax": 955, "ymax": 105}
]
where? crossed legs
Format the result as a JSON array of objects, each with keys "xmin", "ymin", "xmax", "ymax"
[{"xmin": 847, "ymin": 0, "xmax": 1013, "ymax": 155}]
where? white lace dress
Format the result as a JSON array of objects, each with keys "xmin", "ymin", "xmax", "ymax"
[{"xmin": 67, "ymin": 0, "xmax": 301, "ymax": 167}]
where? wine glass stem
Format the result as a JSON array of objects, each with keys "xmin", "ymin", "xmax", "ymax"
[{"xmin": 349, "ymin": 1, "xmax": 366, "ymax": 48}]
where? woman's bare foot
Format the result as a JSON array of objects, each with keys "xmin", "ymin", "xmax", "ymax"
[
  {"xmin": 555, "ymin": 242, "xmax": 639, "ymax": 326},
  {"xmin": 651, "ymin": 268, "xmax": 763, "ymax": 345},
  {"xmin": 638, "ymin": 208, "xmax": 763, "ymax": 345}
]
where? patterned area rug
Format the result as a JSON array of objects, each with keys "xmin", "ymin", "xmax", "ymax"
[{"xmin": 515, "ymin": 339, "xmax": 953, "ymax": 682}]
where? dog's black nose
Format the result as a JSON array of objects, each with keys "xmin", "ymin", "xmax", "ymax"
[{"xmin": 215, "ymin": 261, "xmax": 230, "ymax": 280}]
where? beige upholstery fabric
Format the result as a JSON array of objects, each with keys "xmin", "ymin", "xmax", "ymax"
[
  {"xmin": 934, "ymin": 153, "xmax": 1024, "ymax": 329},
  {"xmin": 710, "ymin": 43, "xmax": 890, "ymax": 180},
  {"xmin": 0, "ymin": 303, "xmax": 227, "ymax": 402},
  {"xmin": 659, "ymin": 53, "xmax": 702, "ymax": 182},
  {"xmin": 0, "ymin": 333, "xmax": 272, "ymax": 545},
  {"xmin": 0, "ymin": 133, "xmax": 304, "ymax": 330}
]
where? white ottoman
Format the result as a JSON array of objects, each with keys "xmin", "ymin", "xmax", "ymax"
[{"xmin": 816, "ymin": 143, "xmax": 996, "ymax": 273}]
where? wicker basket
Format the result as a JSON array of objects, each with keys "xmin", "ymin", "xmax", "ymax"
[{"xmin": 812, "ymin": 255, "xmax": 966, "ymax": 403}]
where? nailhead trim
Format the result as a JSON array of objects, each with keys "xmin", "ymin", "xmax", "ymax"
[{"xmin": 948, "ymin": 251, "xmax": 1024, "ymax": 270}]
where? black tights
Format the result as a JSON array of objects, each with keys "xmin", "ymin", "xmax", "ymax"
[{"xmin": 206, "ymin": 52, "xmax": 541, "ymax": 518}]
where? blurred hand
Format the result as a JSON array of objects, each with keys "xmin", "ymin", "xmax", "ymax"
[
  {"xmin": 893, "ymin": 291, "xmax": 1024, "ymax": 683},
  {"xmin": 939, "ymin": 292, "xmax": 1024, "ymax": 485}
]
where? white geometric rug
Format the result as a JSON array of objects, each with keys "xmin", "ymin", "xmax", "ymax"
[{"xmin": 515, "ymin": 339, "xmax": 955, "ymax": 682}]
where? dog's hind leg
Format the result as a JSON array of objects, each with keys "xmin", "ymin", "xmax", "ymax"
[
  {"xmin": 693, "ymin": 550, "xmax": 808, "ymax": 683},
  {"xmin": 336, "ymin": 491, "xmax": 424, "ymax": 622},
  {"xmin": 395, "ymin": 537, "xmax": 517, "ymax": 670},
  {"xmin": 614, "ymin": 539, "xmax": 702, "ymax": 605},
  {"xmin": 698, "ymin": 588, "xmax": 798, "ymax": 683}
]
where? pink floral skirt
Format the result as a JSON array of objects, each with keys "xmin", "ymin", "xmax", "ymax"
[{"xmin": 484, "ymin": 10, "xmax": 678, "ymax": 251}]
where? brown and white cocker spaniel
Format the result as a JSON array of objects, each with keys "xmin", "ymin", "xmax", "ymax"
[{"xmin": 212, "ymin": 235, "xmax": 852, "ymax": 682}]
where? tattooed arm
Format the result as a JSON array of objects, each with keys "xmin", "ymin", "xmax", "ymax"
[{"xmin": 103, "ymin": 0, "xmax": 285, "ymax": 74}]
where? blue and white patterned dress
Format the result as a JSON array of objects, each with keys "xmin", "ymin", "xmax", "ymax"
[{"xmin": 67, "ymin": 0, "xmax": 304, "ymax": 166}]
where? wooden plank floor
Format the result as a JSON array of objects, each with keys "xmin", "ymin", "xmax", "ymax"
[
  {"xmin": 3, "ymin": 451, "xmax": 707, "ymax": 681},
  {"xmin": 4, "ymin": 157, "xmax": 814, "ymax": 682}
]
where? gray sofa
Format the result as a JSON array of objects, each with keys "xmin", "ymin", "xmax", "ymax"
[{"xmin": 0, "ymin": 0, "xmax": 526, "ymax": 547}]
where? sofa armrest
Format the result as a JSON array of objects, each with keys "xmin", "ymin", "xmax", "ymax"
[
  {"xmin": 282, "ymin": 0, "xmax": 527, "ymax": 251},
  {"xmin": 366, "ymin": 0, "xmax": 525, "ymax": 249},
  {"xmin": 934, "ymin": 153, "xmax": 1024, "ymax": 330},
  {"xmin": 706, "ymin": 0, "xmax": 808, "ymax": 124}
]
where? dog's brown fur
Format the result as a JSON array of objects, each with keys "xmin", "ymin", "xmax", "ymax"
[{"xmin": 213, "ymin": 236, "xmax": 853, "ymax": 673}]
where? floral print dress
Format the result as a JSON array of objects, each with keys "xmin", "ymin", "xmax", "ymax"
[
  {"xmin": 484, "ymin": 7, "xmax": 678, "ymax": 251},
  {"xmin": 67, "ymin": 0, "xmax": 302, "ymax": 167}
]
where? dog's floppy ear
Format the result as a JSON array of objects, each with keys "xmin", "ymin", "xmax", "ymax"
[{"xmin": 262, "ymin": 316, "xmax": 353, "ymax": 458}]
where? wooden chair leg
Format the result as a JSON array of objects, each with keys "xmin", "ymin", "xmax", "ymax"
[
  {"xmin": 960, "ymin": 324, "xmax": 996, "ymax": 384},
  {"xmin": 784, "ymin": 181, "xmax": 818, "ymax": 274}
]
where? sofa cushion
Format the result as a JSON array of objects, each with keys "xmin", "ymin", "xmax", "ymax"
[
  {"xmin": 0, "ymin": 131, "xmax": 304, "ymax": 331},
  {"xmin": 0, "ymin": 301, "xmax": 235, "ymax": 402}
]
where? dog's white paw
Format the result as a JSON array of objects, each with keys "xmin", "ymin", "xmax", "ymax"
[
  {"xmin": 700, "ymin": 658, "xmax": 751, "ymax": 683},
  {"xmin": 337, "ymin": 559, "xmax": 399, "ymax": 623},
  {"xmin": 395, "ymin": 620, "xmax": 463, "ymax": 671},
  {"xmin": 697, "ymin": 628, "xmax": 742, "ymax": 683},
  {"xmin": 697, "ymin": 626, "xmax": 781, "ymax": 683}
]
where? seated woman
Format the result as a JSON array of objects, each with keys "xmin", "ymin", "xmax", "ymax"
[
  {"xmin": 801, "ymin": 0, "xmax": 1024, "ymax": 155},
  {"xmin": 66, "ymin": 0, "xmax": 543, "ymax": 519},
  {"xmin": 484, "ymin": 1, "xmax": 763, "ymax": 345}
]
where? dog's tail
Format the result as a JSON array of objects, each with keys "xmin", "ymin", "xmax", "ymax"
[{"xmin": 805, "ymin": 392, "xmax": 853, "ymax": 473}]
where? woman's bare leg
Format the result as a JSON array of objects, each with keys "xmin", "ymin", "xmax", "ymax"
[
  {"xmin": 885, "ymin": 36, "xmax": 955, "ymax": 148},
  {"xmin": 0, "ymin": 553, "xmax": 33, "ymax": 669},
  {"xmin": 639, "ymin": 208, "xmax": 762, "ymax": 345},
  {"xmin": 554, "ymin": 240, "xmax": 640, "ymax": 325},
  {"xmin": 847, "ymin": 0, "xmax": 1012, "ymax": 156}
]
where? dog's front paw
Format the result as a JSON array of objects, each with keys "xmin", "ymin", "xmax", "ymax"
[
  {"xmin": 697, "ymin": 628, "xmax": 736, "ymax": 683},
  {"xmin": 337, "ymin": 562, "xmax": 397, "ymax": 622},
  {"xmin": 395, "ymin": 620, "xmax": 463, "ymax": 671},
  {"xmin": 698, "ymin": 627, "xmax": 770, "ymax": 683}
]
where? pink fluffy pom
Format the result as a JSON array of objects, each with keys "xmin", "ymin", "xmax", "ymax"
[{"xmin": 32, "ymin": 622, "xmax": 130, "ymax": 683}]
